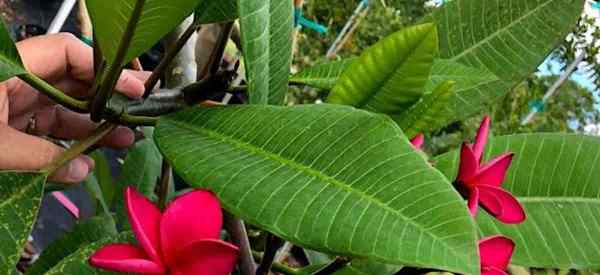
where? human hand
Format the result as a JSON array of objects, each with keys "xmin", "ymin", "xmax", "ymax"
[{"xmin": 0, "ymin": 33, "xmax": 151, "ymax": 183}]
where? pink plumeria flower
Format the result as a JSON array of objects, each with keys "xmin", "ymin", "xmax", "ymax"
[
  {"xmin": 454, "ymin": 116, "xmax": 526, "ymax": 224},
  {"xmin": 410, "ymin": 133, "xmax": 425, "ymax": 150},
  {"xmin": 89, "ymin": 187, "xmax": 239, "ymax": 275},
  {"xmin": 479, "ymin": 235, "xmax": 515, "ymax": 275}
]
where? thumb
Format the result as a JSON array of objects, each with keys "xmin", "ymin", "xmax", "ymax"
[{"xmin": 0, "ymin": 123, "xmax": 94, "ymax": 183}]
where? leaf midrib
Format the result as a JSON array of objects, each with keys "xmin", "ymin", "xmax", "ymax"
[
  {"xmin": 449, "ymin": 0, "xmax": 555, "ymax": 61},
  {"xmin": 166, "ymin": 118, "xmax": 471, "ymax": 267}
]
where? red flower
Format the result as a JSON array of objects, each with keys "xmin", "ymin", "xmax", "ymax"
[
  {"xmin": 455, "ymin": 116, "xmax": 526, "ymax": 224},
  {"xmin": 89, "ymin": 187, "xmax": 239, "ymax": 275},
  {"xmin": 479, "ymin": 235, "xmax": 515, "ymax": 275},
  {"xmin": 410, "ymin": 133, "xmax": 425, "ymax": 150}
]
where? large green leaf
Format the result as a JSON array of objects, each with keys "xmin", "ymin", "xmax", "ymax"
[
  {"xmin": 27, "ymin": 215, "xmax": 117, "ymax": 275},
  {"xmin": 195, "ymin": 0, "xmax": 238, "ymax": 24},
  {"xmin": 0, "ymin": 172, "xmax": 46, "ymax": 274},
  {"xmin": 425, "ymin": 59, "xmax": 510, "ymax": 124},
  {"xmin": 327, "ymin": 23, "xmax": 437, "ymax": 115},
  {"xmin": 435, "ymin": 134, "xmax": 600, "ymax": 269},
  {"xmin": 394, "ymin": 80, "xmax": 455, "ymax": 138},
  {"xmin": 154, "ymin": 105, "xmax": 478, "ymax": 273},
  {"xmin": 86, "ymin": 0, "xmax": 202, "ymax": 68},
  {"xmin": 430, "ymin": 0, "xmax": 584, "ymax": 116},
  {"xmin": 238, "ymin": 0, "xmax": 293, "ymax": 105},
  {"xmin": 44, "ymin": 232, "xmax": 134, "ymax": 275},
  {"xmin": 0, "ymin": 19, "xmax": 26, "ymax": 82},
  {"xmin": 290, "ymin": 58, "xmax": 357, "ymax": 90},
  {"xmin": 114, "ymin": 127, "xmax": 162, "ymax": 229}
]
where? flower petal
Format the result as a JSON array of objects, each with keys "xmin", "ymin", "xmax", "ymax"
[
  {"xmin": 161, "ymin": 190, "xmax": 223, "ymax": 266},
  {"xmin": 458, "ymin": 143, "xmax": 478, "ymax": 182},
  {"xmin": 467, "ymin": 187, "xmax": 479, "ymax": 217},
  {"xmin": 475, "ymin": 153, "xmax": 513, "ymax": 187},
  {"xmin": 473, "ymin": 116, "xmax": 490, "ymax": 163},
  {"xmin": 89, "ymin": 244, "xmax": 165, "ymax": 274},
  {"xmin": 125, "ymin": 186, "xmax": 163, "ymax": 264},
  {"xmin": 482, "ymin": 266, "xmax": 509, "ymax": 275},
  {"xmin": 171, "ymin": 239, "xmax": 239, "ymax": 275},
  {"xmin": 410, "ymin": 134, "xmax": 425, "ymax": 150},
  {"xmin": 478, "ymin": 185, "xmax": 526, "ymax": 224},
  {"xmin": 479, "ymin": 235, "xmax": 515, "ymax": 270}
]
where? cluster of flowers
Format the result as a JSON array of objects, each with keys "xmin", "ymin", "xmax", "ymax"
[{"xmin": 411, "ymin": 116, "xmax": 526, "ymax": 275}]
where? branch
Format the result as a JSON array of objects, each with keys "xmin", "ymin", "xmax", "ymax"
[
  {"xmin": 19, "ymin": 73, "xmax": 88, "ymax": 113},
  {"xmin": 90, "ymin": 0, "xmax": 146, "ymax": 121},
  {"xmin": 312, "ymin": 257, "xmax": 350, "ymax": 275},
  {"xmin": 252, "ymin": 251, "xmax": 299, "ymax": 275},
  {"xmin": 143, "ymin": 19, "xmax": 201, "ymax": 98},
  {"xmin": 197, "ymin": 22, "xmax": 235, "ymax": 80},
  {"xmin": 157, "ymin": 160, "xmax": 171, "ymax": 210},
  {"xmin": 256, "ymin": 234, "xmax": 285, "ymax": 275},
  {"xmin": 224, "ymin": 212, "xmax": 256, "ymax": 275},
  {"xmin": 42, "ymin": 122, "xmax": 116, "ymax": 175}
]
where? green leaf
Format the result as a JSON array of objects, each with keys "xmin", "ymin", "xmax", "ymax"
[
  {"xmin": 195, "ymin": 0, "xmax": 238, "ymax": 24},
  {"xmin": 238, "ymin": 0, "xmax": 294, "ymax": 105},
  {"xmin": 298, "ymin": 264, "xmax": 370, "ymax": 275},
  {"xmin": 304, "ymin": 249, "xmax": 401, "ymax": 275},
  {"xmin": 431, "ymin": 0, "xmax": 584, "ymax": 114},
  {"xmin": 154, "ymin": 105, "xmax": 478, "ymax": 273},
  {"xmin": 435, "ymin": 134, "xmax": 600, "ymax": 269},
  {"xmin": 114, "ymin": 127, "xmax": 162, "ymax": 229},
  {"xmin": 327, "ymin": 23, "xmax": 437, "ymax": 115},
  {"xmin": 0, "ymin": 172, "xmax": 46, "ymax": 274},
  {"xmin": 82, "ymin": 172, "xmax": 110, "ymax": 217},
  {"xmin": 290, "ymin": 58, "xmax": 357, "ymax": 90},
  {"xmin": 0, "ymin": 19, "xmax": 26, "ymax": 82},
  {"xmin": 394, "ymin": 80, "xmax": 455, "ymax": 138},
  {"xmin": 425, "ymin": 59, "xmax": 509, "ymax": 124},
  {"xmin": 44, "ymin": 232, "xmax": 134, "ymax": 275},
  {"xmin": 88, "ymin": 151, "xmax": 114, "ymax": 209},
  {"xmin": 86, "ymin": 0, "xmax": 202, "ymax": 68},
  {"xmin": 27, "ymin": 215, "xmax": 117, "ymax": 275}
]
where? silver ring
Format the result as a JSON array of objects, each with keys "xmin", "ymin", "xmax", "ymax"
[{"xmin": 26, "ymin": 113, "xmax": 37, "ymax": 135}]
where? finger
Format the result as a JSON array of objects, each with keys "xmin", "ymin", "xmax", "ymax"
[
  {"xmin": 0, "ymin": 123, "xmax": 92, "ymax": 183},
  {"xmin": 31, "ymin": 106, "xmax": 135, "ymax": 148},
  {"xmin": 16, "ymin": 33, "xmax": 149, "ymax": 99}
]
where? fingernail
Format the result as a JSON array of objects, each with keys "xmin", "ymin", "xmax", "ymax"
[{"xmin": 65, "ymin": 158, "xmax": 89, "ymax": 182}]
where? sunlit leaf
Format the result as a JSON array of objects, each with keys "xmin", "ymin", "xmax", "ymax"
[
  {"xmin": 195, "ymin": 0, "xmax": 238, "ymax": 24},
  {"xmin": 0, "ymin": 19, "xmax": 26, "ymax": 82},
  {"xmin": 155, "ymin": 105, "xmax": 478, "ymax": 273},
  {"xmin": 435, "ymin": 134, "xmax": 600, "ymax": 269},
  {"xmin": 327, "ymin": 23, "xmax": 437, "ymax": 115}
]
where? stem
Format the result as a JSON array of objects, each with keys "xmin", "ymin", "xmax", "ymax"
[
  {"xmin": 312, "ymin": 257, "xmax": 351, "ymax": 275},
  {"xmin": 394, "ymin": 267, "xmax": 439, "ymax": 275},
  {"xmin": 157, "ymin": 160, "xmax": 171, "ymax": 210},
  {"xmin": 143, "ymin": 20, "xmax": 200, "ymax": 98},
  {"xmin": 224, "ymin": 212, "xmax": 256, "ymax": 275},
  {"xmin": 256, "ymin": 234, "xmax": 284, "ymax": 275},
  {"xmin": 42, "ymin": 122, "xmax": 116, "ymax": 175},
  {"xmin": 19, "ymin": 73, "xmax": 88, "ymax": 113},
  {"xmin": 198, "ymin": 22, "xmax": 235, "ymax": 79},
  {"xmin": 252, "ymin": 251, "xmax": 299, "ymax": 275},
  {"xmin": 90, "ymin": 0, "xmax": 146, "ymax": 122}
]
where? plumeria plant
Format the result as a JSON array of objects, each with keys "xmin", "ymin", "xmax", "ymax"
[{"xmin": 0, "ymin": 0, "xmax": 596, "ymax": 275}]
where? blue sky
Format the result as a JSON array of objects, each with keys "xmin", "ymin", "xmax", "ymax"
[{"xmin": 537, "ymin": 57, "xmax": 598, "ymax": 92}]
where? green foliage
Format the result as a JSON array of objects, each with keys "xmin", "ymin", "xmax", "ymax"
[
  {"xmin": 430, "ymin": 0, "xmax": 585, "ymax": 120},
  {"xmin": 0, "ymin": 19, "xmax": 26, "ymax": 82},
  {"xmin": 27, "ymin": 215, "xmax": 117, "ymax": 275},
  {"xmin": 435, "ymin": 134, "xmax": 600, "ymax": 269},
  {"xmin": 0, "ymin": 172, "xmax": 45, "ymax": 274},
  {"xmin": 114, "ymin": 128, "xmax": 162, "ymax": 229},
  {"xmin": 44, "ymin": 232, "xmax": 134, "ymax": 274},
  {"xmin": 154, "ymin": 105, "xmax": 478, "ymax": 273},
  {"xmin": 86, "ymin": 0, "xmax": 202, "ymax": 68},
  {"xmin": 238, "ymin": 0, "xmax": 293, "ymax": 105},
  {"xmin": 291, "ymin": 58, "xmax": 357, "ymax": 90},
  {"xmin": 394, "ymin": 80, "xmax": 455, "ymax": 138},
  {"xmin": 303, "ymin": 249, "xmax": 401, "ymax": 275},
  {"xmin": 328, "ymin": 23, "xmax": 437, "ymax": 115},
  {"xmin": 195, "ymin": 0, "xmax": 238, "ymax": 24}
]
